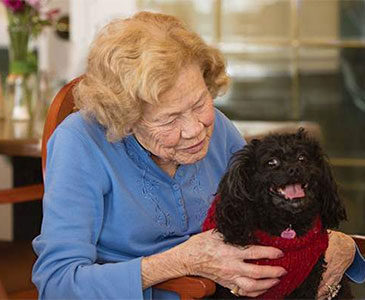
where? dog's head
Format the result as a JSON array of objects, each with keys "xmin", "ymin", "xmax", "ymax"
[{"xmin": 216, "ymin": 129, "xmax": 347, "ymax": 244}]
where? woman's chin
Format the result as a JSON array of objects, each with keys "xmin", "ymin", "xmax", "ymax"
[{"xmin": 175, "ymin": 145, "xmax": 209, "ymax": 165}]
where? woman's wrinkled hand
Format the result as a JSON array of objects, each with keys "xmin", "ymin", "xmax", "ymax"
[
  {"xmin": 175, "ymin": 229, "xmax": 287, "ymax": 297},
  {"xmin": 317, "ymin": 231, "xmax": 356, "ymax": 300}
]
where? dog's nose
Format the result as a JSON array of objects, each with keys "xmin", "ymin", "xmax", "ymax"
[{"xmin": 288, "ymin": 166, "xmax": 299, "ymax": 176}]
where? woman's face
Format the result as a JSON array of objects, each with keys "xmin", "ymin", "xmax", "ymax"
[{"xmin": 133, "ymin": 64, "xmax": 215, "ymax": 166}]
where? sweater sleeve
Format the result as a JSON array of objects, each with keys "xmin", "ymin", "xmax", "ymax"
[
  {"xmin": 345, "ymin": 245, "xmax": 365, "ymax": 284},
  {"xmin": 32, "ymin": 126, "xmax": 144, "ymax": 299}
]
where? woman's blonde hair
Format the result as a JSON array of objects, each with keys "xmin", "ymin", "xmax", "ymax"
[{"xmin": 74, "ymin": 11, "xmax": 230, "ymax": 141}]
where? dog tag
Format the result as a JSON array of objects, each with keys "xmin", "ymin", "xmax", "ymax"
[{"xmin": 281, "ymin": 228, "xmax": 296, "ymax": 239}]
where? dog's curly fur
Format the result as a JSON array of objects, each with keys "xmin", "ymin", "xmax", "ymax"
[{"xmin": 212, "ymin": 129, "xmax": 352, "ymax": 299}]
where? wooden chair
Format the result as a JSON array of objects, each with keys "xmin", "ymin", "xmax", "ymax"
[
  {"xmin": 0, "ymin": 186, "xmax": 43, "ymax": 205},
  {"xmin": 0, "ymin": 184, "xmax": 44, "ymax": 299},
  {"xmin": 0, "ymin": 109, "xmax": 42, "ymax": 298}
]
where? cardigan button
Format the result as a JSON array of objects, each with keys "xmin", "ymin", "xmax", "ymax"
[{"xmin": 173, "ymin": 184, "xmax": 180, "ymax": 190}]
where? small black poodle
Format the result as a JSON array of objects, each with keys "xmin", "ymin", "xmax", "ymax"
[{"xmin": 203, "ymin": 129, "xmax": 352, "ymax": 299}]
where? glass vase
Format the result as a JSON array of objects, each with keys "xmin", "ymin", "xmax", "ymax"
[
  {"xmin": 4, "ymin": 72, "xmax": 38, "ymax": 121},
  {"xmin": 5, "ymin": 21, "xmax": 38, "ymax": 121}
]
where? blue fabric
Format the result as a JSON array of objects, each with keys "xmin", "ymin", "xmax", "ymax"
[
  {"xmin": 345, "ymin": 245, "xmax": 365, "ymax": 284},
  {"xmin": 32, "ymin": 108, "xmax": 245, "ymax": 299}
]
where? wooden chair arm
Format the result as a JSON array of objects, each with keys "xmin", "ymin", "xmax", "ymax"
[
  {"xmin": 154, "ymin": 276, "xmax": 216, "ymax": 300},
  {"xmin": 0, "ymin": 184, "xmax": 44, "ymax": 204},
  {"xmin": 351, "ymin": 235, "xmax": 365, "ymax": 255},
  {"xmin": 0, "ymin": 280, "xmax": 7, "ymax": 300},
  {"xmin": 7, "ymin": 288, "xmax": 38, "ymax": 300}
]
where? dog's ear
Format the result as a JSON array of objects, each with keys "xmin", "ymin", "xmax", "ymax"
[
  {"xmin": 319, "ymin": 155, "xmax": 347, "ymax": 229},
  {"xmin": 218, "ymin": 141, "xmax": 259, "ymax": 201},
  {"xmin": 215, "ymin": 141, "xmax": 259, "ymax": 245}
]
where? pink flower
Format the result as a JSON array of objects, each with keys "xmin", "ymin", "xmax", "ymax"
[
  {"xmin": 25, "ymin": 0, "xmax": 40, "ymax": 10},
  {"xmin": 45, "ymin": 8, "xmax": 59, "ymax": 20},
  {"xmin": 2, "ymin": 0, "xmax": 25, "ymax": 12}
]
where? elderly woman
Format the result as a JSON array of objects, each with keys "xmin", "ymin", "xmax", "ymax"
[{"xmin": 32, "ymin": 11, "xmax": 363, "ymax": 300}]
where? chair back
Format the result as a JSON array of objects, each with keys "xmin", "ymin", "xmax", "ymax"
[{"xmin": 41, "ymin": 77, "xmax": 82, "ymax": 173}]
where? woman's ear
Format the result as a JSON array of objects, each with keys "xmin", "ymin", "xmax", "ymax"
[
  {"xmin": 125, "ymin": 125, "xmax": 133, "ymax": 135},
  {"xmin": 319, "ymin": 155, "xmax": 347, "ymax": 229}
]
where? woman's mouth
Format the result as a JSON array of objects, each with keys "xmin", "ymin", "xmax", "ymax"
[{"xmin": 181, "ymin": 138, "xmax": 205, "ymax": 154}]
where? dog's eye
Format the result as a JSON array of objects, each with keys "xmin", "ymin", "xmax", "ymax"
[
  {"xmin": 298, "ymin": 154, "xmax": 307, "ymax": 162},
  {"xmin": 267, "ymin": 158, "xmax": 280, "ymax": 167}
]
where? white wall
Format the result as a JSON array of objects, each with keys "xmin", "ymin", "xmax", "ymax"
[
  {"xmin": 0, "ymin": 5, "xmax": 8, "ymax": 47},
  {"xmin": 68, "ymin": 0, "xmax": 137, "ymax": 80},
  {"xmin": 38, "ymin": 0, "xmax": 70, "ymax": 82}
]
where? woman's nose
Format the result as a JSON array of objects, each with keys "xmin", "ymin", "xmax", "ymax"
[{"xmin": 181, "ymin": 113, "xmax": 203, "ymax": 139}]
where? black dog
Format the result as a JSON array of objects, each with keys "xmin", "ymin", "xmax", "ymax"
[{"xmin": 204, "ymin": 129, "xmax": 352, "ymax": 299}]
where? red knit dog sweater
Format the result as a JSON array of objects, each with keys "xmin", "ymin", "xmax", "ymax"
[{"xmin": 202, "ymin": 194, "xmax": 329, "ymax": 299}]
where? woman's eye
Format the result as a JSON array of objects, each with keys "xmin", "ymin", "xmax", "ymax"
[
  {"xmin": 268, "ymin": 158, "xmax": 280, "ymax": 167},
  {"xmin": 194, "ymin": 103, "xmax": 204, "ymax": 111},
  {"xmin": 164, "ymin": 119, "xmax": 176, "ymax": 126},
  {"xmin": 298, "ymin": 154, "xmax": 307, "ymax": 162}
]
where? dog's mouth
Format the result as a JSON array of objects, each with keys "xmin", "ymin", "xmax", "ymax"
[
  {"xmin": 272, "ymin": 183, "xmax": 308, "ymax": 200},
  {"xmin": 270, "ymin": 183, "xmax": 309, "ymax": 212}
]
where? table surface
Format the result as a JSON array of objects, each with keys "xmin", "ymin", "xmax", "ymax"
[{"xmin": 0, "ymin": 118, "xmax": 43, "ymax": 157}]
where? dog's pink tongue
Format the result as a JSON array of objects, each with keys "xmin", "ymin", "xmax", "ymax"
[{"xmin": 283, "ymin": 184, "xmax": 305, "ymax": 199}]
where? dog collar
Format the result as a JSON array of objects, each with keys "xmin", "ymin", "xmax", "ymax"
[{"xmin": 281, "ymin": 224, "xmax": 296, "ymax": 239}]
